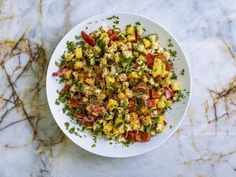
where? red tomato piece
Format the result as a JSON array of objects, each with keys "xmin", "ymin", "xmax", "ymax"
[
  {"xmin": 144, "ymin": 99, "xmax": 156, "ymax": 108},
  {"xmin": 150, "ymin": 90, "xmax": 160, "ymax": 99},
  {"xmin": 52, "ymin": 67, "xmax": 70, "ymax": 76},
  {"xmin": 164, "ymin": 86, "xmax": 175, "ymax": 99},
  {"xmin": 60, "ymin": 85, "xmax": 70, "ymax": 94},
  {"xmin": 124, "ymin": 131, "xmax": 136, "ymax": 141},
  {"xmin": 135, "ymin": 131, "xmax": 151, "ymax": 142},
  {"xmin": 81, "ymin": 31, "xmax": 95, "ymax": 46},
  {"xmin": 133, "ymin": 34, "xmax": 140, "ymax": 43},
  {"xmin": 110, "ymin": 32, "xmax": 119, "ymax": 41},
  {"xmin": 155, "ymin": 76, "xmax": 162, "ymax": 82},
  {"xmin": 146, "ymin": 53, "xmax": 155, "ymax": 67},
  {"xmin": 155, "ymin": 53, "xmax": 166, "ymax": 60},
  {"xmin": 128, "ymin": 99, "xmax": 135, "ymax": 112},
  {"xmin": 125, "ymin": 131, "xmax": 150, "ymax": 142},
  {"xmin": 145, "ymin": 73, "xmax": 151, "ymax": 79},
  {"xmin": 91, "ymin": 106, "xmax": 106, "ymax": 116},
  {"xmin": 75, "ymin": 114, "xmax": 95, "ymax": 127},
  {"xmin": 68, "ymin": 98, "xmax": 79, "ymax": 108},
  {"xmin": 135, "ymin": 82, "xmax": 147, "ymax": 91},
  {"xmin": 107, "ymin": 29, "xmax": 113, "ymax": 36}
]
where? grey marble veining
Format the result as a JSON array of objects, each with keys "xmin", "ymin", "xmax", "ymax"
[{"xmin": 0, "ymin": 0, "xmax": 236, "ymax": 177}]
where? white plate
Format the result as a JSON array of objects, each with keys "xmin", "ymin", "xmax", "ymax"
[{"xmin": 46, "ymin": 12, "xmax": 191, "ymax": 158}]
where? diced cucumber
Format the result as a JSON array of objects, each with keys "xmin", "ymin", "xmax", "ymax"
[
  {"xmin": 93, "ymin": 45, "xmax": 101, "ymax": 56},
  {"xmin": 90, "ymin": 57, "xmax": 95, "ymax": 65},
  {"xmin": 113, "ymin": 28, "xmax": 121, "ymax": 33},
  {"xmin": 133, "ymin": 43, "xmax": 145, "ymax": 52},
  {"xmin": 133, "ymin": 51, "xmax": 139, "ymax": 57},
  {"xmin": 117, "ymin": 33, "xmax": 126, "ymax": 41},
  {"xmin": 135, "ymin": 25, "xmax": 144, "ymax": 36},
  {"xmin": 148, "ymin": 34, "xmax": 158, "ymax": 42}
]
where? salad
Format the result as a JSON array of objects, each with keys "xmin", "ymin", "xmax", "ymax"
[{"xmin": 53, "ymin": 23, "xmax": 183, "ymax": 144}]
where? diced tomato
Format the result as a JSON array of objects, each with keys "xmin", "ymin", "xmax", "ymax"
[
  {"xmin": 125, "ymin": 131, "xmax": 150, "ymax": 142},
  {"xmin": 83, "ymin": 121, "xmax": 93, "ymax": 126},
  {"xmin": 60, "ymin": 85, "xmax": 70, "ymax": 94},
  {"xmin": 133, "ymin": 34, "xmax": 140, "ymax": 43},
  {"xmin": 129, "ymin": 99, "xmax": 135, "ymax": 112},
  {"xmin": 52, "ymin": 67, "xmax": 70, "ymax": 76},
  {"xmin": 91, "ymin": 106, "xmax": 106, "ymax": 116},
  {"xmin": 146, "ymin": 53, "xmax": 155, "ymax": 67},
  {"xmin": 81, "ymin": 31, "xmax": 95, "ymax": 46},
  {"xmin": 155, "ymin": 53, "xmax": 166, "ymax": 60},
  {"xmin": 107, "ymin": 29, "xmax": 113, "ymax": 36},
  {"xmin": 75, "ymin": 114, "xmax": 83, "ymax": 120},
  {"xmin": 145, "ymin": 73, "xmax": 151, "ymax": 79},
  {"xmin": 164, "ymin": 86, "xmax": 175, "ymax": 99},
  {"xmin": 135, "ymin": 131, "xmax": 150, "ymax": 142},
  {"xmin": 135, "ymin": 82, "xmax": 147, "ymax": 91},
  {"xmin": 144, "ymin": 99, "xmax": 156, "ymax": 108},
  {"xmin": 163, "ymin": 60, "xmax": 172, "ymax": 71},
  {"xmin": 154, "ymin": 76, "xmax": 162, "ymax": 82},
  {"xmin": 110, "ymin": 32, "xmax": 119, "ymax": 41},
  {"xmin": 150, "ymin": 90, "xmax": 160, "ymax": 99},
  {"xmin": 124, "ymin": 131, "xmax": 136, "ymax": 141},
  {"xmin": 68, "ymin": 98, "xmax": 79, "ymax": 108},
  {"xmin": 75, "ymin": 114, "xmax": 95, "ymax": 127}
]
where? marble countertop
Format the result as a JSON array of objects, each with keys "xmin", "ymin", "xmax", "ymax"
[{"xmin": 0, "ymin": 0, "xmax": 236, "ymax": 176}]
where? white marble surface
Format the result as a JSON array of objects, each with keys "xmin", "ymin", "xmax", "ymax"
[{"xmin": 0, "ymin": 0, "xmax": 236, "ymax": 176}]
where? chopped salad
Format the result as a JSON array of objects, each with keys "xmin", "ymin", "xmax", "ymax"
[{"xmin": 53, "ymin": 23, "xmax": 183, "ymax": 144}]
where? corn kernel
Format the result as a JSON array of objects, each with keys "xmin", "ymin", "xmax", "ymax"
[
  {"xmin": 118, "ymin": 92, "xmax": 126, "ymax": 100},
  {"xmin": 106, "ymin": 99, "xmax": 118, "ymax": 111},
  {"xmin": 85, "ymin": 78, "xmax": 95, "ymax": 85},
  {"xmin": 64, "ymin": 70, "xmax": 72, "ymax": 79},
  {"xmin": 172, "ymin": 82, "xmax": 181, "ymax": 91},
  {"xmin": 157, "ymin": 100, "xmax": 165, "ymax": 109},
  {"xmin": 74, "ymin": 61, "xmax": 83, "ymax": 69},
  {"xmin": 75, "ymin": 48, "xmax": 83, "ymax": 59},
  {"xmin": 129, "ymin": 71, "xmax": 139, "ymax": 79}
]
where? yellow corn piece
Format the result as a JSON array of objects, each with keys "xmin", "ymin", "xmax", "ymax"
[
  {"xmin": 105, "ymin": 75, "xmax": 115, "ymax": 85},
  {"xmin": 106, "ymin": 99, "xmax": 118, "ymax": 111},
  {"xmin": 103, "ymin": 122, "xmax": 113, "ymax": 134},
  {"xmin": 85, "ymin": 78, "xmax": 95, "ymax": 85},
  {"xmin": 172, "ymin": 82, "xmax": 181, "ymax": 91},
  {"xmin": 74, "ymin": 61, "xmax": 83, "ymax": 69},
  {"xmin": 152, "ymin": 58, "xmax": 166, "ymax": 77},
  {"xmin": 98, "ymin": 93, "xmax": 106, "ymax": 100},
  {"xmin": 129, "ymin": 71, "xmax": 139, "ymax": 79},
  {"xmin": 142, "ymin": 116, "xmax": 152, "ymax": 126},
  {"xmin": 75, "ymin": 48, "xmax": 83, "ymax": 59},
  {"xmin": 126, "ymin": 26, "xmax": 135, "ymax": 35},
  {"xmin": 118, "ymin": 92, "xmax": 126, "ymax": 100},
  {"xmin": 143, "ymin": 38, "xmax": 151, "ymax": 48},
  {"xmin": 130, "ymin": 112, "xmax": 140, "ymax": 130},
  {"xmin": 65, "ymin": 52, "xmax": 74, "ymax": 61},
  {"xmin": 64, "ymin": 70, "xmax": 72, "ymax": 79},
  {"xmin": 127, "ymin": 35, "xmax": 136, "ymax": 42},
  {"xmin": 157, "ymin": 100, "xmax": 165, "ymax": 109},
  {"xmin": 156, "ymin": 115, "xmax": 165, "ymax": 132},
  {"xmin": 100, "ymin": 57, "xmax": 107, "ymax": 67}
]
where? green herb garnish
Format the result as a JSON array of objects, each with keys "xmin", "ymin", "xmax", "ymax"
[
  {"xmin": 106, "ymin": 16, "xmax": 119, "ymax": 20},
  {"xmin": 180, "ymin": 69, "xmax": 185, "ymax": 75},
  {"xmin": 64, "ymin": 122, "xmax": 70, "ymax": 130}
]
